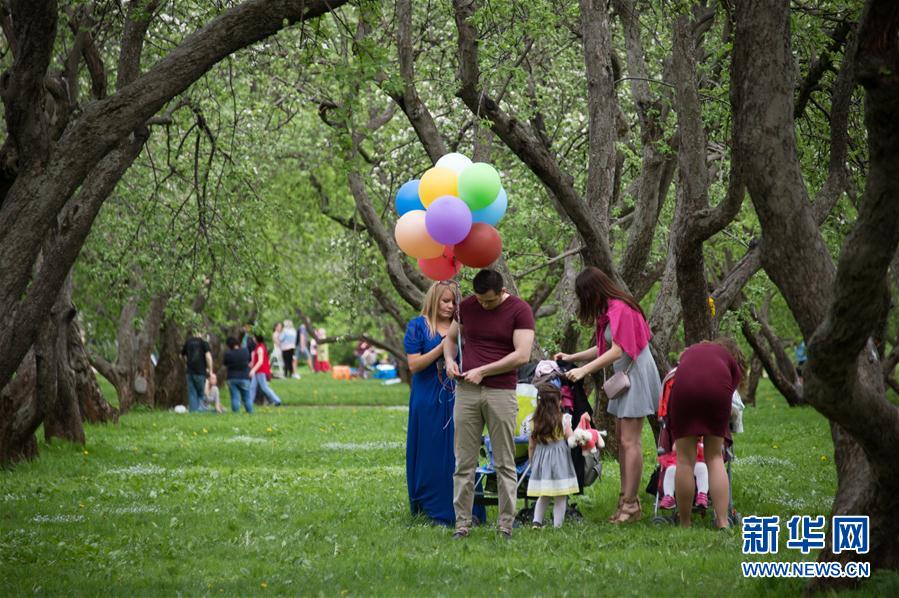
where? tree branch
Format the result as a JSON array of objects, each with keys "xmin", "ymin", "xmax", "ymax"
[{"xmin": 451, "ymin": 0, "xmax": 615, "ymax": 273}]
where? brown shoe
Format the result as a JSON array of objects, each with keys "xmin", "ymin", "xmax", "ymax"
[{"xmin": 611, "ymin": 497, "xmax": 642, "ymax": 524}]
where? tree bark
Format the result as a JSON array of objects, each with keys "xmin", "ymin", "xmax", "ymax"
[
  {"xmin": 671, "ymin": 15, "xmax": 745, "ymax": 344},
  {"xmin": 154, "ymin": 316, "xmax": 188, "ymax": 409},
  {"xmin": 733, "ymin": 0, "xmax": 899, "ymax": 585},
  {"xmin": 69, "ymin": 317, "xmax": 117, "ymax": 424},
  {"xmin": 39, "ymin": 272, "xmax": 85, "ymax": 443},
  {"xmin": 0, "ymin": 353, "xmax": 39, "ymax": 466},
  {"xmin": 91, "ymin": 293, "xmax": 167, "ymax": 412},
  {"xmin": 745, "ymin": 352, "xmax": 762, "ymax": 406}
]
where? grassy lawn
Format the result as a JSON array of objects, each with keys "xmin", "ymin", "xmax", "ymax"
[{"xmin": 2, "ymin": 375, "xmax": 898, "ymax": 596}]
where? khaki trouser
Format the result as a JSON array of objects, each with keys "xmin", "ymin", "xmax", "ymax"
[{"xmin": 453, "ymin": 381, "xmax": 518, "ymax": 532}]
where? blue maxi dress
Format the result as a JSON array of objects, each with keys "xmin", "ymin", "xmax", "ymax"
[{"xmin": 404, "ymin": 316, "xmax": 485, "ymax": 526}]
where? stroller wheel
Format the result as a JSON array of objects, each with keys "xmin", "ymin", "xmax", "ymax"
[
  {"xmin": 515, "ymin": 506, "xmax": 535, "ymax": 525},
  {"xmin": 651, "ymin": 515, "xmax": 672, "ymax": 526},
  {"xmin": 566, "ymin": 503, "xmax": 585, "ymax": 523}
]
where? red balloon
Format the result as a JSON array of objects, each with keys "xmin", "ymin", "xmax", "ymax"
[
  {"xmin": 418, "ymin": 254, "xmax": 461, "ymax": 281},
  {"xmin": 454, "ymin": 223, "xmax": 502, "ymax": 268}
]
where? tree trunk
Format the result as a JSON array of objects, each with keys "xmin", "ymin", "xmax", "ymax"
[
  {"xmin": 153, "ymin": 317, "xmax": 187, "ymax": 409},
  {"xmin": 733, "ymin": 0, "xmax": 899, "ymax": 586},
  {"xmin": 91, "ymin": 293, "xmax": 166, "ymax": 412},
  {"xmin": 39, "ymin": 272, "xmax": 85, "ymax": 443},
  {"xmin": 0, "ymin": 353, "xmax": 39, "ymax": 466},
  {"xmin": 745, "ymin": 352, "xmax": 762, "ymax": 406},
  {"xmin": 69, "ymin": 317, "xmax": 117, "ymax": 424}
]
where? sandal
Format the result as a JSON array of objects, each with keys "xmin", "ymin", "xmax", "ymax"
[
  {"xmin": 607, "ymin": 493, "xmax": 624, "ymax": 522},
  {"xmin": 611, "ymin": 497, "xmax": 642, "ymax": 524}
]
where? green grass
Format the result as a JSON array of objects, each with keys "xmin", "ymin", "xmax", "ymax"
[{"xmin": 2, "ymin": 376, "xmax": 897, "ymax": 596}]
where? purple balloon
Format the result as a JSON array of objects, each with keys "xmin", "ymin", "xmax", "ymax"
[{"xmin": 425, "ymin": 195, "xmax": 473, "ymax": 245}]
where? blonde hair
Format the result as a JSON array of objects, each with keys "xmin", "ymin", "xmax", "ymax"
[{"xmin": 421, "ymin": 281, "xmax": 457, "ymax": 338}]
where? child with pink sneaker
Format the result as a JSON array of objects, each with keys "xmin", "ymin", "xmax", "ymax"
[{"xmin": 658, "ymin": 440, "xmax": 709, "ymax": 510}]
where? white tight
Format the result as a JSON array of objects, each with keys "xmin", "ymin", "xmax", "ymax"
[
  {"xmin": 533, "ymin": 495, "xmax": 568, "ymax": 528},
  {"xmin": 663, "ymin": 462, "xmax": 709, "ymax": 496}
]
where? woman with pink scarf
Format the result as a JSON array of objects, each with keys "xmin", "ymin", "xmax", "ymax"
[{"xmin": 554, "ymin": 267, "xmax": 661, "ymax": 523}]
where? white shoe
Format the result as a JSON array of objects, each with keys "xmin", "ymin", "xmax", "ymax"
[{"xmin": 292, "ymin": 374, "xmax": 301, "ymax": 380}]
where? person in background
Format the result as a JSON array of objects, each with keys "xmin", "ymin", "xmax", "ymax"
[
  {"xmin": 181, "ymin": 332, "xmax": 213, "ymax": 412},
  {"xmin": 249, "ymin": 334, "xmax": 283, "ymax": 406},
  {"xmin": 295, "ymin": 323, "xmax": 312, "ymax": 373},
  {"xmin": 204, "ymin": 372, "xmax": 224, "ymax": 414},
  {"xmin": 794, "ymin": 340, "xmax": 807, "ymax": 384},
  {"xmin": 280, "ymin": 320, "xmax": 298, "ymax": 379},
  {"xmin": 355, "ymin": 340, "xmax": 371, "ymax": 379},
  {"xmin": 309, "ymin": 335, "xmax": 319, "ymax": 372},
  {"xmin": 223, "ymin": 336, "xmax": 253, "ymax": 414},
  {"xmin": 316, "ymin": 328, "xmax": 330, "ymax": 371},
  {"xmin": 241, "ymin": 321, "xmax": 257, "ymax": 353},
  {"xmin": 270, "ymin": 322, "xmax": 284, "ymax": 378}
]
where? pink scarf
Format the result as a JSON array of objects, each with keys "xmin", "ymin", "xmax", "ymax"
[{"xmin": 596, "ymin": 298, "xmax": 652, "ymax": 360}]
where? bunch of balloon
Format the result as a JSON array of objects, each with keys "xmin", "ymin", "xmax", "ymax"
[{"xmin": 393, "ymin": 153, "xmax": 508, "ymax": 281}]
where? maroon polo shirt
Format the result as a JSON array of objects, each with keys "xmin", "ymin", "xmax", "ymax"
[{"xmin": 458, "ymin": 294, "xmax": 535, "ymax": 389}]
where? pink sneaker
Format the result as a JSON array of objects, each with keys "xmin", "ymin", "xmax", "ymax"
[
  {"xmin": 696, "ymin": 492, "xmax": 709, "ymax": 509},
  {"xmin": 659, "ymin": 495, "xmax": 675, "ymax": 509}
]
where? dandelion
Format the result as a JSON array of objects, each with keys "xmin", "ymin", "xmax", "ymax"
[
  {"xmin": 266, "ymin": 427, "xmax": 273, "ymax": 433},
  {"xmin": 820, "ymin": 455, "xmax": 828, "ymax": 462},
  {"xmin": 772, "ymin": 444, "xmax": 779, "ymax": 449},
  {"xmin": 202, "ymin": 428, "xmax": 208, "ymax": 434},
  {"xmin": 192, "ymin": 432, "xmax": 197, "ymax": 437},
  {"xmin": 260, "ymin": 581, "xmax": 268, "ymax": 589},
  {"xmin": 83, "ymin": 450, "xmax": 89, "ymax": 456}
]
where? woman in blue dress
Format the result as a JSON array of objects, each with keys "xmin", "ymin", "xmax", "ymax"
[{"xmin": 404, "ymin": 281, "xmax": 485, "ymax": 526}]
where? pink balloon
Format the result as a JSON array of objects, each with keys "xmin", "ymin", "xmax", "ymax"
[{"xmin": 418, "ymin": 254, "xmax": 461, "ymax": 281}]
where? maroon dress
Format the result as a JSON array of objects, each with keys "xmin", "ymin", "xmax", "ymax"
[{"xmin": 668, "ymin": 343, "xmax": 741, "ymax": 440}]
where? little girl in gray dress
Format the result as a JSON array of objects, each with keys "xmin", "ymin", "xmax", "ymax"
[{"xmin": 527, "ymin": 384, "xmax": 578, "ymax": 528}]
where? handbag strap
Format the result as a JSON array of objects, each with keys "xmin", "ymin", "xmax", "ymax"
[{"xmin": 604, "ymin": 354, "xmax": 636, "ymax": 382}]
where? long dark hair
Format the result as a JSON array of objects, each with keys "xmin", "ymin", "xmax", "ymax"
[
  {"xmin": 574, "ymin": 266, "xmax": 645, "ymax": 325},
  {"xmin": 531, "ymin": 383, "xmax": 563, "ymax": 445}
]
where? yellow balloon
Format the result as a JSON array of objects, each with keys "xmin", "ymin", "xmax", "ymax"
[
  {"xmin": 394, "ymin": 210, "xmax": 443, "ymax": 259},
  {"xmin": 418, "ymin": 167, "xmax": 458, "ymax": 207}
]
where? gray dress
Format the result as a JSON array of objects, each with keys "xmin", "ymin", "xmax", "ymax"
[{"xmin": 604, "ymin": 324, "xmax": 662, "ymax": 418}]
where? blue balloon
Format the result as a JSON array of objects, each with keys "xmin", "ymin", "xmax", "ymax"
[
  {"xmin": 471, "ymin": 188, "xmax": 507, "ymax": 225},
  {"xmin": 396, "ymin": 180, "xmax": 424, "ymax": 215}
]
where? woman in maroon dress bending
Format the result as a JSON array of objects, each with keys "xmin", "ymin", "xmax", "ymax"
[{"xmin": 668, "ymin": 337, "xmax": 745, "ymax": 529}]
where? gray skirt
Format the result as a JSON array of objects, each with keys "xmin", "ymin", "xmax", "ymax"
[
  {"xmin": 604, "ymin": 325, "xmax": 662, "ymax": 419},
  {"xmin": 527, "ymin": 439, "xmax": 578, "ymax": 497}
]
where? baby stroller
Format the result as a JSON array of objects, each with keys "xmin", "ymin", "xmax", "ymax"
[
  {"xmin": 648, "ymin": 368, "xmax": 742, "ymax": 527},
  {"xmin": 473, "ymin": 360, "xmax": 602, "ymax": 524}
]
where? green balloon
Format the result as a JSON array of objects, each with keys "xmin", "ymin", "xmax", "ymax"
[{"xmin": 458, "ymin": 163, "xmax": 501, "ymax": 211}]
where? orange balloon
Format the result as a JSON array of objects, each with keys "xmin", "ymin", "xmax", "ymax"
[
  {"xmin": 394, "ymin": 210, "xmax": 443, "ymax": 259},
  {"xmin": 418, "ymin": 167, "xmax": 458, "ymax": 207}
]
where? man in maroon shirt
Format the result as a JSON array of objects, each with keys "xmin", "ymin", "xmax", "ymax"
[{"xmin": 443, "ymin": 269, "xmax": 535, "ymax": 539}]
